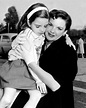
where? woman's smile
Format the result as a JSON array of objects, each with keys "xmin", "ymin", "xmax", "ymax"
[{"xmin": 48, "ymin": 32, "xmax": 55, "ymax": 37}]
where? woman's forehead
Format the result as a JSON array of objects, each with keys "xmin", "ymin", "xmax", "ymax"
[{"xmin": 50, "ymin": 18, "xmax": 66, "ymax": 28}]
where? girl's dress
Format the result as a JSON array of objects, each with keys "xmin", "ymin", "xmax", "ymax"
[{"xmin": 0, "ymin": 28, "xmax": 45, "ymax": 90}]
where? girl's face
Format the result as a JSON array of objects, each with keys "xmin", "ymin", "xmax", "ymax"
[
  {"xmin": 29, "ymin": 17, "xmax": 49, "ymax": 36},
  {"xmin": 45, "ymin": 17, "xmax": 67, "ymax": 41}
]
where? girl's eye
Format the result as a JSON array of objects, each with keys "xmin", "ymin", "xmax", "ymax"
[{"xmin": 36, "ymin": 25, "xmax": 40, "ymax": 28}]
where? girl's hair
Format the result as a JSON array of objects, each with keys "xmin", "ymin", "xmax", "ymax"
[
  {"xmin": 17, "ymin": 3, "xmax": 49, "ymax": 33},
  {"xmin": 49, "ymin": 9, "xmax": 72, "ymax": 31}
]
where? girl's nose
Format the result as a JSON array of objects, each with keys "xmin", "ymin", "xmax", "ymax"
[{"xmin": 40, "ymin": 27, "xmax": 46, "ymax": 33}]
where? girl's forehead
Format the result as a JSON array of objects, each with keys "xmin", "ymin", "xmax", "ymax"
[{"xmin": 33, "ymin": 17, "xmax": 49, "ymax": 24}]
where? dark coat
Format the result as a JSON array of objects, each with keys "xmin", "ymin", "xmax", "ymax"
[{"xmin": 37, "ymin": 36, "xmax": 78, "ymax": 108}]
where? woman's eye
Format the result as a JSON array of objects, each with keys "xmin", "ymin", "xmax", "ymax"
[
  {"xmin": 44, "ymin": 24, "xmax": 48, "ymax": 28},
  {"xmin": 48, "ymin": 23, "xmax": 52, "ymax": 26},
  {"xmin": 57, "ymin": 27, "xmax": 63, "ymax": 30}
]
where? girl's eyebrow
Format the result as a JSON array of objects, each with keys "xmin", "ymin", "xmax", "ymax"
[{"xmin": 34, "ymin": 23, "xmax": 41, "ymax": 26}]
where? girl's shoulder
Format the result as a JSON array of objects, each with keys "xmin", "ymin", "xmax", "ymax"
[
  {"xmin": 17, "ymin": 28, "xmax": 32, "ymax": 39},
  {"xmin": 22, "ymin": 28, "xmax": 32, "ymax": 36}
]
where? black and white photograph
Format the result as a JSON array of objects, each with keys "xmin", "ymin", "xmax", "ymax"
[{"xmin": 0, "ymin": 0, "xmax": 86, "ymax": 108}]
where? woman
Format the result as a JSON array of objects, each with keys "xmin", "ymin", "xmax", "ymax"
[
  {"xmin": 36, "ymin": 9, "xmax": 78, "ymax": 108},
  {"xmin": 12, "ymin": 9, "xmax": 78, "ymax": 108}
]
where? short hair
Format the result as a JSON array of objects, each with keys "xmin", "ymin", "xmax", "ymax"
[{"xmin": 49, "ymin": 9, "xmax": 72, "ymax": 31}]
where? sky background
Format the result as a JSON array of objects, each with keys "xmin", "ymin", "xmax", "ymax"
[{"xmin": 0, "ymin": 0, "xmax": 86, "ymax": 29}]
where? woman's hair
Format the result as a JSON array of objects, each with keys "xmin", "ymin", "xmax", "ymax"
[
  {"xmin": 17, "ymin": 3, "xmax": 49, "ymax": 33},
  {"xmin": 49, "ymin": 9, "xmax": 72, "ymax": 31}
]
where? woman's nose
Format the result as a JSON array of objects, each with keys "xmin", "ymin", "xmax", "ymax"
[{"xmin": 51, "ymin": 27, "xmax": 55, "ymax": 33}]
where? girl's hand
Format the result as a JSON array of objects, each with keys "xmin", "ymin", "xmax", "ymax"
[
  {"xmin": 36, "ymin": 82, "xmax": 47, "ymax": 94},
  {"xmin": 66, "ymin": 34, "xmax": 76, "ymax": 50}
]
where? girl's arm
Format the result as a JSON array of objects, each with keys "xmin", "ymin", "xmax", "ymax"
[
  {"xmin": 15, "ymin": 37, "xmax": 60, "ymax": 92},
  {"xmin": 28, "ymin": 62, "xmax": 60, "ymax": 92}
]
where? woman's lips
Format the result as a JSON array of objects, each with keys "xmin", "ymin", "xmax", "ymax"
[{"xmin": 48, "ymin": 32, "xmax": 55, "ymax": 37}]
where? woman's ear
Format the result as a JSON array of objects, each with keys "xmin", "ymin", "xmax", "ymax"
[{"xmin": 63, "ymin": 30, "xmax": 67, "ymax": 36}]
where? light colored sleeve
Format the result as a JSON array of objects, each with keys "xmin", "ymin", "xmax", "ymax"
[
  {"xmin": 11, "ymin": 30, "xmax": 26, "ymax": 49},
  {"xmin": 12, "ymin": 28, "xmax": 31, "ymax": 49},
  {"xmin": 21, "ymin": 40, "xmax": 38, "ymax": 64}
]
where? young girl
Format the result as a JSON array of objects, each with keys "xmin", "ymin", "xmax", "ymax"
[{"xmin": 0, "ymin": 3, "xmax": 49, "ymax": 108}]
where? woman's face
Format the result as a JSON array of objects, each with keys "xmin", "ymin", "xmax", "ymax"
[
  {"xmin": 45, "ymin": 17, "xmax": 67, "ymax": 41},
  {"xmin": 29, "ymin": 17, "xmax": 49, "ymax": 36}
]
